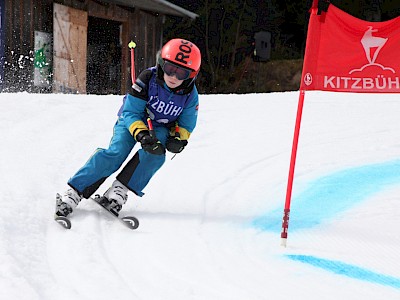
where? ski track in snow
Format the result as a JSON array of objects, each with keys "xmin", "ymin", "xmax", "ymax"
[{"xmin": 0, "ymin": 91, "xmax": 400, "ymax": 299}]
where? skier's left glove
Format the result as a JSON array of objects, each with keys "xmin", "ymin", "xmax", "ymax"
[{"xmin": 166, "ymin": 136, "xmax": 188, "ymax": 153}]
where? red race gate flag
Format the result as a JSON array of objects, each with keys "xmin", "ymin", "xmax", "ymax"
[
  {"xmin": 281, "ymin": 1, "xmax": 400, "ymax": 247},
  {"xmin": 301, "ymin": 3, "xmax": 400, "ymax": 93}
]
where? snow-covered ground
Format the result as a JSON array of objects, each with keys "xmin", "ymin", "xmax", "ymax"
[{"xmin": 0, "ymin": 91, "xmax": 399, "ymax": 300}]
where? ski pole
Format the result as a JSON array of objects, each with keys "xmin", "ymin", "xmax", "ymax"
[
  {"xmin": 171, "ymin": 122, "xmax": 180, "ymax": 160},
  {"xmin": 128, "ymin": 41, "xmax": 137, "ymax": 85}
]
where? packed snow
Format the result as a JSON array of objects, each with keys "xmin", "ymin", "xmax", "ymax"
[{"xmin": 0, "ymin": 91, "xmax": 399, "ymax": 300}]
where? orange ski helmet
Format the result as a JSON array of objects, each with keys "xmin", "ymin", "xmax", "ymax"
[{"xmin": 159, "ymin": 38, "xmax": 201, "ymax": 79}]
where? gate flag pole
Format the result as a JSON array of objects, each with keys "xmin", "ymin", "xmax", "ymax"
[
  {"xmin": 280, "ymin": 90, "xmax": 305, "ymax": 247},
  {"xmin": 280, "ymin": 0, "xmax": 321, "ymax": 247}
]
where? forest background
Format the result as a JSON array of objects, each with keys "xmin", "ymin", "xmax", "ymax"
[{"xmin": 164, "ymin": 0, "xmax": 400, "ymax": 94}]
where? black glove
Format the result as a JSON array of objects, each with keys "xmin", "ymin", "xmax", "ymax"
[
  {"xmin": 136, "ymin": 131, "xmax": 165, "ymax": 155},
  {"xmin": 166, "ymin": 136, "xmax": 188, "ymax": 153}
]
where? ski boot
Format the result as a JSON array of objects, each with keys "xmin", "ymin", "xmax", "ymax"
[
  {"xmin": 101, "ymin": 180, "xmax": 128, "ymax": 216},
  {"xmin": 55, "ymin": 188, "xmax": 82, "ymax": 217}
]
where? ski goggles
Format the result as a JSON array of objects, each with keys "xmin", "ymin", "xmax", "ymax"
[{"xmin": 162, "ymin": 61, "xmax": 192, "ymax": 80}]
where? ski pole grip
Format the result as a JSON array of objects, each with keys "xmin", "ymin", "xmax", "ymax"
[
  {"xmin": 174, "ymin": 122, "xmax": 180, "ymax": 138},
  {"xmin": 147, "ymin": 118, "xmax": 155, "ymax": 137}
]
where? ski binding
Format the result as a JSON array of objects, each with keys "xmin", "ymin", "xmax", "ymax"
[{"xmin": 91, "ymin": 195, "xmax": 139, "ymax": 230}]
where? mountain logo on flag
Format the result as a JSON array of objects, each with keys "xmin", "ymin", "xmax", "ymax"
[{"xmin": 350, "ymin": 27, "xmax": 395, "ymax": 74}]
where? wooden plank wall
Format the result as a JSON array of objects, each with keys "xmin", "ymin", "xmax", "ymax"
[
  {"xmin": 53, "ymin": 3, "xmax": 87, "ymax": 93},
  {"xmin": 132, "ymin": 10, "xmax": 163, "ymax": 74},
  {"xmin": 2, "ymin": 0, "xmax": 164, "ymax": 93}
]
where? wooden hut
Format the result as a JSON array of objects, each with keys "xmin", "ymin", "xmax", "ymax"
[{"xmin": 0, "ymin": 0, "xmax": 197, "ymax": 94}]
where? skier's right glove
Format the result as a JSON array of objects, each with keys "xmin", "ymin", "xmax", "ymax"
[{"xmin": 136, "ymin": 130, "xmax": 165, "ymax": 155}]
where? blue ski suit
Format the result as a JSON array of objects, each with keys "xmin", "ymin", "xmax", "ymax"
[{"xmin": 68, "ymin": 67, "xmax": 199, "ymax": 198}]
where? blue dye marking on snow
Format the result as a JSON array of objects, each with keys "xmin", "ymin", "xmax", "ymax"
[
  {"xmin": 286, "ymin": 255, "xmax": 400, "ymax": 290},
  {"xmin": 253, "ymin": 159, "xmax": 400, "ymax": 232}
]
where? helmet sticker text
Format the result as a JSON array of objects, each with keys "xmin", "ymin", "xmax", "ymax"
[{"xmin": 175, "ymin": 40, "xmax": 193, "ymax": 66}]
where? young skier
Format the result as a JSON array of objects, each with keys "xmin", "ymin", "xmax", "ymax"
[{"xmin": 56, "ymin": 38, "xmax": 201, "ymax": 218}]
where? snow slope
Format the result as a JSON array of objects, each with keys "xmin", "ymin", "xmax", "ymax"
[{"xmin": 0, "ymin": 91, "xmax": 399, "ymax": 300}]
